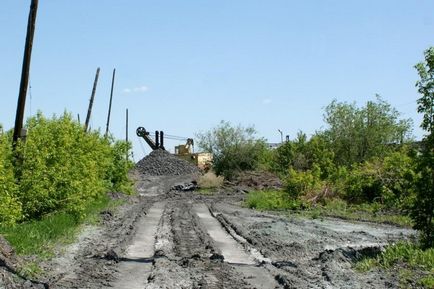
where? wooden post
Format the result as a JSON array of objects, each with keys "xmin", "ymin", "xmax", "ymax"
[
  {"xmin": 126, "ymin": 108, "xmax": 129, "ymax": 160},
  {"xmin": 105, "ymin": 68, "xmax": 116, "ymax": 137},
  {"xmin": 84, "ymin": 67, "xmax": 100, "ymax": 132},
  {"xmin": 13, "ymin": 0, "xmax": 39, "ymax": 146}
]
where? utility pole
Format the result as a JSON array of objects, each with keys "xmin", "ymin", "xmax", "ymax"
[
  {"xmin": 125, "ymin": 108, "xmax": 129, "ymax": 160},
  {"xmin": 278, "ymin": 129, "xmax": 283, "ymax": 143},
  {"xmin": 84, "ymin": 67, "xmax": 100, "ymax": 132},
  {"xmin": 105, "ymin": 68, "xmax": 116, "ymax": 137},
  {"xmin": 13, "ymin": 0, "xmax": 39, "ymax": 146}
]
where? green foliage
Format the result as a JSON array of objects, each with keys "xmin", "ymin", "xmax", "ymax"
[
  {"xmin": 245, "ymin": 190, "xmax": 304, "ymax": 211},
  {"xmin": 285, "ymin": 166, "xmax": 325, "ymax": 199},
  {"xmin": 0, "ymin": 211, "xmax": 77, "ymax": 257},
  {"xmin": 106, "ymin": 140, "xmax": 134, "ymax": 194},
  {"xmin": 272, "ymin": 132, "xmax": 335, "ymax": 179},
  {"xmin": 412, "ymin": 47, "xmax": 434, "ymax": 248},
  {"xmin": 300, "ymin": 198, "xmax": 412, "ymax": 227},
  {"xmin": 0, "ymin": 112, "xmax": 133, "ymax": 225},
  {"xmin": 411, "ymin": 162, "xmax": 434, "ymax": 248},
  {"xmin": 356, "ymin": 242, "xmax": 434, "ymax": 288},
  {"xmin": 0, "ymin": 194, "xmax": 112, "ymax": 257},
  {"xmin": 196, "ymin": 120, "xmax": 268, "ymax": 179},
  {"xmin": 341, "ymin": 149, "xmax": 417, "ymax": 207},
  {"xmin": 15, "ymin": 113, "xmax": 112, "ymax": 220},
  {"xmin": 415, "ymin": 47, "xmax": 434, "ymax": 134},
  {"xmin": 323, "ymin": 95, "xmax": 412, "ymax": 166},
  {"xmin": 0, "ymin": 133, "xmax": 22, "ymax": 225}
]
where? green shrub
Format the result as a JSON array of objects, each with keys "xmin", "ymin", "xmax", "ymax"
[
  {"xmin": 245, "ymin": 190, "xmax": 304, "ymax": 210},
  {"xmin": 196, "ymin": 121, "xmax": 268, "ymax": 180},
  {"xmin": 272, "ymin": 133, "xmax": 335, "ymax": 179},
  {"xmin": 14, "ymin": 113, "xmax": 109, "ymax": 219},
  {"xmin": 13, "ymin": 113, "xmax": 131, "ymax": 221},
  {"xmin": 0, "ymin": 132, "xmax": 22, "ymax": 225},
  {"xmin": 105, "ymin": 140, "xmax": 134, "ymax": 194},
  {"xmin": 356, "ymin": 242, "xmax": 434, "ymax": 288},
  {"xmin": 341, "ymin": 149, "xmax": 416, "ymax": 208},
  {"xmin": 285, "ymin": 166, "xmax": 326, "ymax": 200}
]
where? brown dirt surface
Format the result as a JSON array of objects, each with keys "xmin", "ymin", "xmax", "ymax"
[{"xmin": 230, "ymin": 170, "xmax": 283, "ymax": 191}]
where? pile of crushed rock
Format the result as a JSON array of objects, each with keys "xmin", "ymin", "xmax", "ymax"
[{"xmin": 135, "ymin": 149, "xmax": 200, "ymax": 176}]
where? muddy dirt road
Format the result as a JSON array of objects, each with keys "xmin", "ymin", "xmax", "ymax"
[{"xmin": 40, "ymin": 173, "xmax": 413, "ymax": 289}]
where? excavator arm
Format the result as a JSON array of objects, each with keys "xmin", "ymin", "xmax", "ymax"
[{"xmin": 136, "ymin": 127, "xmax": 165, "ymax": 150}]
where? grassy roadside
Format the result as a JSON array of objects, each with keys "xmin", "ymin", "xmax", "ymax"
[
  {"xmin": 0, "ymin": 194, "xmax": 125, "ymax": 277},
  {"xmin": 355, "ymin": 242, "xmax": 434, "ymax": 288},
  {"xmin": 245, "ymin": 190, "xmax": 412, "ymax": 227},
  {"xmin": 245, "ymin": 189, "xmax": 434, "ymax": 288},
  {"xmin": 298, "ymin": 199, "xmax": 412, "ymax": 227}
]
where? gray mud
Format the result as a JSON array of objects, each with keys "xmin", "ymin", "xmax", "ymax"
[{"xmin": 3, "ymin": 171, "xmax": 415, "ymax": 289}]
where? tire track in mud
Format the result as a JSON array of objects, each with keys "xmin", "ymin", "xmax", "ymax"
[
  {"xmin": 193, "ymin": 203, "xmax": 255, "ymax": 265},
  {"xmin": 208, "ymin": 201, "xmax": 416, "ymax": 289},
  {"xmin": 146, "ymin": 201, "xmax": 239, "ymax": 289},
  {"xmin": 141, "ymin": 200, "xmax": 281, "ymax": 289},
  {"xmin": 109, "ymin": 202, "xmax": 165, "ymax": 289}
]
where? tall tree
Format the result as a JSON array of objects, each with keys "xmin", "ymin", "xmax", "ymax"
[
  {"xmin": 412, "ymin": 47, "xmax": 434, "ymax": 248},
  {"xmin": 323, "ymin": 95, "xmax": 412, "ymax": 166},
  {"xmin": 196, "ymin": 121, "xmax": 267, "ymax": 179}
]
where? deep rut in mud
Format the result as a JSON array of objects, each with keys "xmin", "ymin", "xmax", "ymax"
[{"xmin": 42, "ymin": 174, "xmax": 415, "ymax": 289}]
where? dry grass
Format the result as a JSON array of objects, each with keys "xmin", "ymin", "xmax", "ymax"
[{"xmin": 197, "ymin": 171, "xmax": 224, "ymax": 189}]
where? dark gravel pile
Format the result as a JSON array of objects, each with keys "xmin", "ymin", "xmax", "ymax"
[{"xmin": 135, "ymin": 149, "xmax": 200, "ymax": 176}]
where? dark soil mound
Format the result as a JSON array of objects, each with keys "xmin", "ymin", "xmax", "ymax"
[
  {"xmin": 232, "ymin": 170, "xmax": 282, "ymax": 190},
  {"xmin": 135, "ymin": 149, "xmax": 200, "ymax": 176}
]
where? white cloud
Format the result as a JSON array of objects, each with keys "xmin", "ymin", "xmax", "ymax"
[
  {"xmin": 262, "ymin": 98, "xmax": 272, "ymax": 105},
  {"xmin": 122, "ymin": 85, "xmax": 149, "ymax": 94},
  {"xmin": 134, "ymin": 85, "xmax": 149, "ymax": 92}
]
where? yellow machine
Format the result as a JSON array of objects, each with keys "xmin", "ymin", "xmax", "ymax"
[
  {"xmin": 174, "ymin": 138, "xmax": 213, "ymax": 170},
  {"xmin": 137, "ymin": 126, "xmax": 212, "ymax": 170}
]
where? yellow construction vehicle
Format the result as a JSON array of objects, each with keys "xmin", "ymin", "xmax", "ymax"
[
  {"xmin": 137, "ymin": 127, "xmax": 212, "ymax": 170},
  {"xmin": 174, "ymin": 138, "xmax": 213, "ymax": 171}
]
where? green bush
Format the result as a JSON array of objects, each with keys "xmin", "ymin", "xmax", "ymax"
[
  {"xmin": 285, "ymin": 166, "xmax": 325, "ymax": 199},
  {"xmin": 356, "ymin": 242, "xmax": 434, "ymax": 288},
  {"xmin": 342, "ymin": 149, "xmax": 416, "ymax": 208},
  {"xmin": 8, "ymin": 113, "xmax": 133, "ymax": 221},
  {"xmin": 105, "ymin": 140, "xmax": 134, "ymax": 194},
  {"xmin": 0, "ymin": 132, "xmax": 22, "ymax": 225},
  {"xmin": 323, "ymin": 96, "xmax": 412, "ymax": 166},
  {"xmin": 245, "ymin": 190, "xmax": 304, "ymax": 210},
  {"xmin": 272, "ymin": 132, "xmax": 335, "ymax": 179},
  {"xmin": 213, "ymin": 141, "xmax": 268, "ymax": 179},
  {"xmin": 14, "ymin": 113, "xmax": 112, "ymax": 220},
  {"xmin": 196, "ymin": 121, "xmax": 269, "ymax": 180}
]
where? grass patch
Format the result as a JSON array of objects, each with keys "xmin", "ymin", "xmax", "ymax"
[
  {"xmin": 301, "ymin": 199, "xmax": 412, "ymax": 227},
  {"xmin": 355, "ymin": 242, "xmax": 434, "ymax": 288},
  {"xmin": 0, "ymin": 194, "xmax": 117, "ymax": 257},
  {"xmin": 245, "ymin": 191, "xmax": 409, "ymax": 227},
  {"xmin": 245, "ymin": 190, "xmax": 304, "ymax": 211},
  {"xmin": 196, "ymin": 188, "xmax": 216, "ymax": 195}
]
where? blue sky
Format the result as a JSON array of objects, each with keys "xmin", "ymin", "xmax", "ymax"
[{"xmin": 1, "ymin": 1, "xmax": 433, "ymax": 160}]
